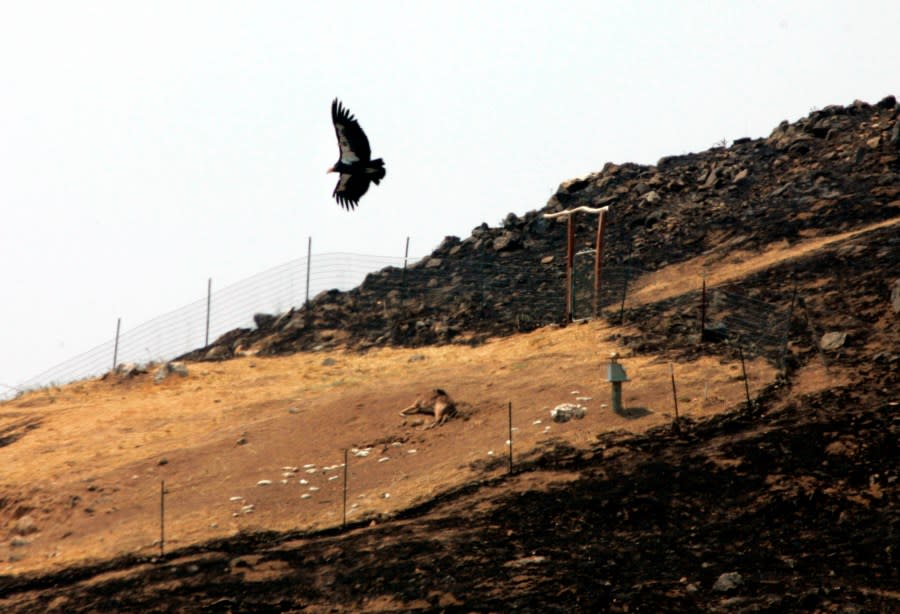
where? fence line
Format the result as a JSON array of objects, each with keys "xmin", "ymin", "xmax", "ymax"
[
  {"xmin": 11, "ymin": 251, "xmax": 418, "ymax": 397},
  {"xmin": 8, "ymin": 244, "xmax": 799, "ymax": 399}
]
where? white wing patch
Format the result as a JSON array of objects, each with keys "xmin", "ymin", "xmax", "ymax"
[
  {"xmin": 336, "ymin": 173, "xmax": 353, "ymax": 191},
  {"xmin": 336, "ymin": 125, "xmax": 360, "ymax": 163}
]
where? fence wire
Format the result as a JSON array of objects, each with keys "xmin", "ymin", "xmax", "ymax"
[
  {"xmin": 13, "ymin": 252, "xmax": 412, "ymax": 396},
  {"xmin": 8, "ymin": 246, "xmax": 796, "ymax": 398},
  {"xmin": 709, "ymin": 289, "xmax": 792, "ymax": 364}
]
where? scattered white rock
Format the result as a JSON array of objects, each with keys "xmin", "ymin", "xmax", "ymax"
[
  {"xmin": 713, "ymin": 571, "xmax": 744, "ymax": 593},
  {"xmin": 229, "ymin": 496, "xmax": 244, "ymax": 502},
  {"xmin": 153, "ymin": 361, "xmax": 189, "ymax": 383},
  {"xmin": 407, "ymin": 449, "xmax": 417, "ymax": 454},
  {"xmin": 381, "ymin": 493, "xmax": 390, "ymax": 499},
  {"xmin": 305, "ymin": 468, "xmax": 317, "ymax": 474},
  {"xmin": 303, "ymin": 464, "xmax": 316, "ymax": 469},
  {"xmin": 14, "ymin": 516, "xmax": 38, "ymax": 536},
  {"xmin": 328, "ymin": 475, "xmax": 339, "ymax": 481},
  {"xmin": 487, "ymin": 450, "xmax": 495, "ymax": 456},
  {"xmin": 257, "ymin": 480, "xmax": 272, "ymax": 486},
  {"xmin": 504, "ymin": 555, "xmax": 548, "ymax": 567},
  {"xmin": 576, "ymin": 396, "xmax": 592, "ymax": 402},
  {"xmin": 352, "ymin": 448, "xmax": 372, "ymax": 457},
  {"xmin": 533, "ymin": 419, "xmax": 542, "ymax": 425},
  {"xmin": 820, "ymin": 331, "xmax": 848, "ymax": 351},
  {"xmin": 115, "ymin": 362, "xmax": 145, "ymax": 378},
  {"xmin": 298, "ymin": 479, "xmax": 309, "ymax": 485},
  {"xmin": 300, "ymin": 493, "xmax": 311, "ymax": 499},
  {"xmin": 240, "ymin": 504, "xmax": 255, "ymax": 514},
  {"xmin": 309, "ymin": 486, "xmax": 320, "ymax": 491},
  {"xmin": 378, "ymin": 457, "xmax": 390, "ymax": 463},
  {"xmin": 551, "ymin": 403, "xmax": 587, "ymax": 423}
]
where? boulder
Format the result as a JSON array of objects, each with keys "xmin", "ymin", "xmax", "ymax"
[
  {"xmin": 820, "ymin": 331, "xmax": 848, "ymax": 351},
  {"xmin": 551, "ymin": 403, "xmax": 587, "ymax": 423},
  {"xmin": 713, "ymin": 571, "xmax": 744, "ymax": 593},
  {"xmin": 153, "ymin": 361, "xmax": 189, "ymax": 383}
]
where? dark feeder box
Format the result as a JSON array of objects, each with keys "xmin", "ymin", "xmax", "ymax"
[{"xmin": 607, "ymin": 352, "xmax": 629, "ymax": 413}]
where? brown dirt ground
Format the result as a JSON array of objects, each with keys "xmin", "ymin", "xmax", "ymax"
[{"xmin": 0, "ymin": 320, "xmax": 781, "ymax": 577}]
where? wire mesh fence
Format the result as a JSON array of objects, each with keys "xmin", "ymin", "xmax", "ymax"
[
  {"xmin": 707, "ymin": 288, "xmax": 793, "ymax": 364},
  {"xmin": 8, "ymin": 241, "xmax": 799, "ymax": 399},
  {"xmin": 12, "ymin": 252, "xmax": 414, "ymax": 397}
]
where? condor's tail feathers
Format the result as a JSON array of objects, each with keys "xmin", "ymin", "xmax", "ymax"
[{"xmin": 368, "ymin": 158, "xmax": 386, "ymax": 185}]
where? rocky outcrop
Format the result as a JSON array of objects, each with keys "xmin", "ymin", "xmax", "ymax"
[{"xmin": 181, "ymin": 96, "xmax": 899, "ymax": 363}]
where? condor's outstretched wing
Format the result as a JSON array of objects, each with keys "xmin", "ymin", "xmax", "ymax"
[
  {"xmin": 331, "ymin": 98, "xmax": 371, "ymax": 164},
  {"xmin": 332, "ymin": 172, "xmax": 372, "ymax": 211}
]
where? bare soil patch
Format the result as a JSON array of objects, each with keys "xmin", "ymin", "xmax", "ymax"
[{"xmin": 0, "ymin": 321, "xmax": 774, "ymax": 576}]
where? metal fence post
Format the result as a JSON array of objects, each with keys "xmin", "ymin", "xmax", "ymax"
[
  {"xmin": 401, "ymin": 236, "xmax": 410, "ymax": 300},
  {"xmin": 205, "ymin": 278, "xmax": 212, "ymax": 347},
  {"xmin": 160, "ymin": 480, "xmax": 165, "ymax": 559},
  {"xmin": 778, "ymin": 281, "xmax": 799, "ymax": 374},
  {"xmin": 565, "ymin": 214, "xmax": 575, "ymax": 323},
  {"xmin": 507, "ymin": 401, "xmax": 514, "ymax": 474},
  {"xmin": 593, "ymin": 209, "xmax": 606, "ymax": 319},
  {"xmin": 700, "ymin": 272, "xmax": 707, "ymax": 343},
  {"xmin": 112, "ymin": 318, "xmax": 121, "ymax": 371},
  {"xmin": 342, "ymin": 448, "xmax": 349, "ymax": 527},
  {"xmin": 305, "ymin": 237, "xmax": 312, "ymax": 307}
]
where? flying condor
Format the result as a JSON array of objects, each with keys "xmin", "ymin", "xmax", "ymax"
[{"xmin": 327, "ymin": 98, "xmax": 386, "ymax": 210}]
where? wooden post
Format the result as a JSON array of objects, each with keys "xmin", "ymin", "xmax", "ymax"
[
  {"xmin": 566, "ymin": 214, "xmax": 575, "ymax": 323},
  {"xmin": 593, "ymin": 209, "xmax": 606, "ymax": 319},
  {"xmin": 542, "ymin": 206, "xmax": 609, "ymax": 326}
]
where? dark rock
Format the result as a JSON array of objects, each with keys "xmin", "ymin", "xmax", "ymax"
[
  {"xmin": 712, "ymin": 571, "xmax": 744, "ymax": 592},
  {"xmin": 253, "ymin": 313, "xmax": 276, "ymax": 330},
  {"xmin": 493, "ymin": 231, "xmax": 522, "ymax": 252},
  {"xmin": 876, "ymin": 94, "xmax": 896, "ymax": 109},
  {"xmin": 434, "ymin": 236, "xmax": 461, "ymax": 254}
]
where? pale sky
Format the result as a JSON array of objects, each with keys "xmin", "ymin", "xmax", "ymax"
[{"xmin": 2, "ymin": 1, "xmax": 898, "ymax": 394}]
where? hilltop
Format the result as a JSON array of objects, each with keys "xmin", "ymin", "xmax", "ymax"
[{"xmin": 0, "ymin": 96, "xmax": 898, "ymax": 612}]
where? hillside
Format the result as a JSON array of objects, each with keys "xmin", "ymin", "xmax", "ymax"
[{"xmin": 1, "ymin": 96, "xmax": 898, "ymax": 612}]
